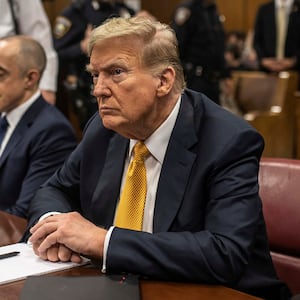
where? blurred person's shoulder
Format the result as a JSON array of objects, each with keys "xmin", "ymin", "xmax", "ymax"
[
  {"xmin": 174, "ymin": 0, "xmax": 194, "ymax": 26},
  {"xmin": 116, "ymin": 2, "xmax": 135, "ymax": 18},
  {"xmin": 53, "ymin": 0, "xmax": 87, "ymax": 39},
  {"xmin": 71, "ymin": 0, "xmax": 86, "ymax": 10}
]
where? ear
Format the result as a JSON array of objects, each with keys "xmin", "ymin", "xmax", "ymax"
[
  {"xmin": 156, "ymin": 66, "xmax": 176, "ymax": 97},
  {"xmin": 24, "ymin": 69, "xmax": 40, "ymax": 89}
]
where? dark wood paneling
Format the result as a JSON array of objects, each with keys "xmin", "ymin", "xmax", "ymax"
[
  {"xmin": 43, "ymin": 0, "xmax": 271, "ymax": 36},
  {"xmin": 141, "ymin": 0, "xmax": 270, "ymax": 33},
  {"xmin": 216, "ymin": 0, "xmax": 246, "ymax": 32},
  {"xmin": 141, "ymin": 1, "xmax": 180, "ymax": 23},
  {"xmin": 216, "ymin": 0, "xmax": 270, "ymax": 32},
  {"xmin": 43, "ymin": 0, "xmax": 71, "ymax": 25}
]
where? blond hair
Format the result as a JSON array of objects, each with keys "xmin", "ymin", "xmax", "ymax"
[{"xmin": 88, "ymin": 17, "xmax": 185, "ymax": 92}]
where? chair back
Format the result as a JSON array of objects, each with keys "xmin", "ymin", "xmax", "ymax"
[
  {"xmin": 231, "ymin": 71, "xmax": 299, "ymax": 158},
  {"xmin": 259, "ymin": 158, "xmax": 300, "ymax": 295},
  {"xmin": 233, "ymin": 71, "xmax": 297, "ymax": 115}
]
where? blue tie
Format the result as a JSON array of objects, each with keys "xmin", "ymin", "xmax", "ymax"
[{"xmin": 0, "ymin": 116, "xmax": 9, "ymax": 147}]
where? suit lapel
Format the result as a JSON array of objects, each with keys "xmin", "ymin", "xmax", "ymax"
[
  {"xmin": 0, "ymin": 97, "xmax": 44, "ymax": 167},
  {"xmin": 90, "ymin": 134, "xmax": 128, "ymax": 227},
  {"xmin": 153, "ymin": 94, "xmax": 199, "ymax": 232}
]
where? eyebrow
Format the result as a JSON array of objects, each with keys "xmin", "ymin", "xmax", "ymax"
[{"xmin": 86, "ymin": 60, "xmax": 128, "ymax": 75}]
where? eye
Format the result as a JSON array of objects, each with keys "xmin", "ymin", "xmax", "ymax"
[{"xmin": 112, "ymin": 68, "xmax": 124, "ymax": 76}]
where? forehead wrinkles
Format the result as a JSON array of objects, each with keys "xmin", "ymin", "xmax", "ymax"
[{"xmin": 90, "ymin": 39, "xmax": 144, "ymax": 70}]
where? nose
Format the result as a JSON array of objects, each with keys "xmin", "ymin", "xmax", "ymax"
[{"xmin": 93, "ymin": 74, "xmax": 111, "ymax": 98}]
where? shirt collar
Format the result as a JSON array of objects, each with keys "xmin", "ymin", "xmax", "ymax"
[
  {"xmin": 275, "ymin": 0, "xmax": 293, "ymax": 9},
  {"xmin": 4, "ymin": 91, "xmax": 41, "ymax": 128},
  {"xmin": 129, "ymin": 96, "xmax": 182, "ymax": 164}
]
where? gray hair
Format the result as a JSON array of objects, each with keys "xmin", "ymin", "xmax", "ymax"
[{"xmin": 88, "ymin": 17, "xmax": 185, "ymax": 92}]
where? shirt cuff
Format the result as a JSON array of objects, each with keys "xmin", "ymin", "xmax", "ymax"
[
  {"xmin": 39, "ymin": 211, "xmax": 61, "ymax": 222},
  {"xmin": 101, "ymin": 226, "xmax": 115, "ymax": 273}
]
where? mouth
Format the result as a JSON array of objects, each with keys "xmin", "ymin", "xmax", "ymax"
[{"xmin": 100, "ymin": 106, "xmax": 116, "ymax": 115}]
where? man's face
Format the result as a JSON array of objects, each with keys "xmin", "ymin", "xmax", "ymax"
[
  {"xmin": 0, "ymin": 41, "xmax": 28, "ymax": 113},
  {"xmin": 89, "ymin": 37, "xmax": 163, "ymax": 140}
]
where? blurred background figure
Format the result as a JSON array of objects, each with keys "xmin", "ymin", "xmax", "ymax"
[
  {"xmin": 221, "ymin": 29, "xmax": 259, "ymax": 115},
  {"xmin": 224, "ymin": 30, "xmax": 247, "ymax": 71},
  {"xmin": 241, "ymin": 29, "xmax": 259, "ymax": 71},
  {"xmin": 171, "ymin": 0, "xmax": 229, "ymax": 104},
  {"xmin": 253, "ymin": 0, "xmax": 300, "ymax": 79},
  {"xmin": 0, "ymin": 0, "xmax": 59, "ymax": 105},
  {"xmin": 224, "ymin": 30, "xmax": 259, "ymax": 72},
  {"xmin": 53, "ymin": 0, "xmax": 135, "ymax": 130},
  {"xmin": 0, "ymin": 35, "xmax": 77, "ymax": 218}
]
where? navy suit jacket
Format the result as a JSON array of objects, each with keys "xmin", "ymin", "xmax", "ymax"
[
  {"xmin": 0, "ymin": 96, "xmax": 77, "ymax": 218},
  {"xmin": 254, "ymin": 0, "xmax": 300, "ymax": 70},
  {"xmin": 27, "ymin": 90, "xmax": 290, "ymax": 299}
]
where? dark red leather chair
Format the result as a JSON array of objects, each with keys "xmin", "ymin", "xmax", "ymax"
[
  {"xmin": 0, "ymin": 211, "xmax": 27, "ymax": 247},
  {"xmin": 259, "ymin": 158, "xmax": 300, "ymax": 295}
]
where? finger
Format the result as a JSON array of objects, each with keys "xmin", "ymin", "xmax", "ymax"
[
  {"xmin": 31, "ymin": 242, "xmax": 41, "ymax": 256},
  {"xmin": 30, "ymin": 214, "xmax": 60, "ymax": 233},
  {"xmin": 29, "ymin": 222, "xmax": 58, "ymax": 243},
  {"xmin": 37, "ymin": 248, "xmax": 49, "ymax": 261},
  {"xmin": 38, "ymin": 231, "xmax": 59, "ymax": 253},
  {"xmin": 70, "ymin": 253, "xmax": 82, "ymax": 264},
  {"xmin": 46, "ymin": 245, "xmax": 60, "ymax": 262},
  {"xmin": 58, "ymin": 244, "xmax": 72, "ymax": 262},
  {"xmin": 30, "ymin": 221, "xmax": 44, "ymax": 234}
]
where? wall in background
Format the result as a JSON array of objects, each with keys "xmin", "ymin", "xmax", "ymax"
[
  {"xmin": 141, "ymin": 0, "xmax": 270, "ymax": 33},
  {"xmin": 43, "ymin": 0, "xmax": 270, "ymax": 34}
]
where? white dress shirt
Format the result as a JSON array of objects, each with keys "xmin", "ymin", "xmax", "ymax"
[
  {"xmin": 0, "ymin": 91, "xmax": 40, "ymax": 156},
  {"xmin": 275, "ymin": 0, "xmax": 294, "ymax": 13}
]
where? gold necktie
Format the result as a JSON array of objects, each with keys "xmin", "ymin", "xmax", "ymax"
[
  {"xmin": 276, "ymin": 4, "xmax": 287, "ymax": 59},
  {"xmin": 114, "ymin": 142, "xmax": 150, "ymax": 230}
]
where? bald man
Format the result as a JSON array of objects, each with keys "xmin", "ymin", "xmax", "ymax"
[{"xmin": 0, "ymin": 36, "xmax": 77, "ymax": 218}]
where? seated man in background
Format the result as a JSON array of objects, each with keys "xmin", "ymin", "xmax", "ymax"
[
  {"xmin": 0, "ymin": 0, "xmax": 59, "ymax": 104},
  {"xmin": 0, "ymin": 35, "xmax": 77, "ymax": 218},
  {"xmin": 28, "ymin": 17, "xmax": 290, "ymax": 300}
]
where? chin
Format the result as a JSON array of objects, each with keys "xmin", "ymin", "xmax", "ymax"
[{"xmin": 102, "ymin": 118, "xmax": 117, "ymax": 131}]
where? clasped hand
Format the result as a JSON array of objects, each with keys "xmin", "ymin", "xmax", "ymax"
[{"xmin": 29, "ymin": 212, "xmax": 107, "ymax": 263}]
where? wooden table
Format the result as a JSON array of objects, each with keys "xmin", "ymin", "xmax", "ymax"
[
  {"xmin": 0, "ymin": 211, "xmax": 261, "ymax": 300},
  {"xmin": 0, "ymin": 264, "xmax": 261, "ymax": 300}
]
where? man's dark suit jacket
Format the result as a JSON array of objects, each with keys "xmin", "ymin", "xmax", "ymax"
[
  {"xmin": 27, "ymin": 90, "xmax": 290, "ymax": 299},
  {"xmin": 0, "ymin": 96, "xmax": 77, "ymax": 218},
  {"xmin": 253, "ymin": 0, "xmax": 300, "ymax": 70}
]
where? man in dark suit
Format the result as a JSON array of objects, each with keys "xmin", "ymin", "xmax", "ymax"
[
  {"xmin": 253, "ymin": 0, "xmax": 300, "ymax": 74},
  {"xmin": 0, "ymin": 35, "xmax": 77, "ymax": 218},
  {"xmin": 28, "ymin": 17, "xmax": 290, "ymax": 299}
]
